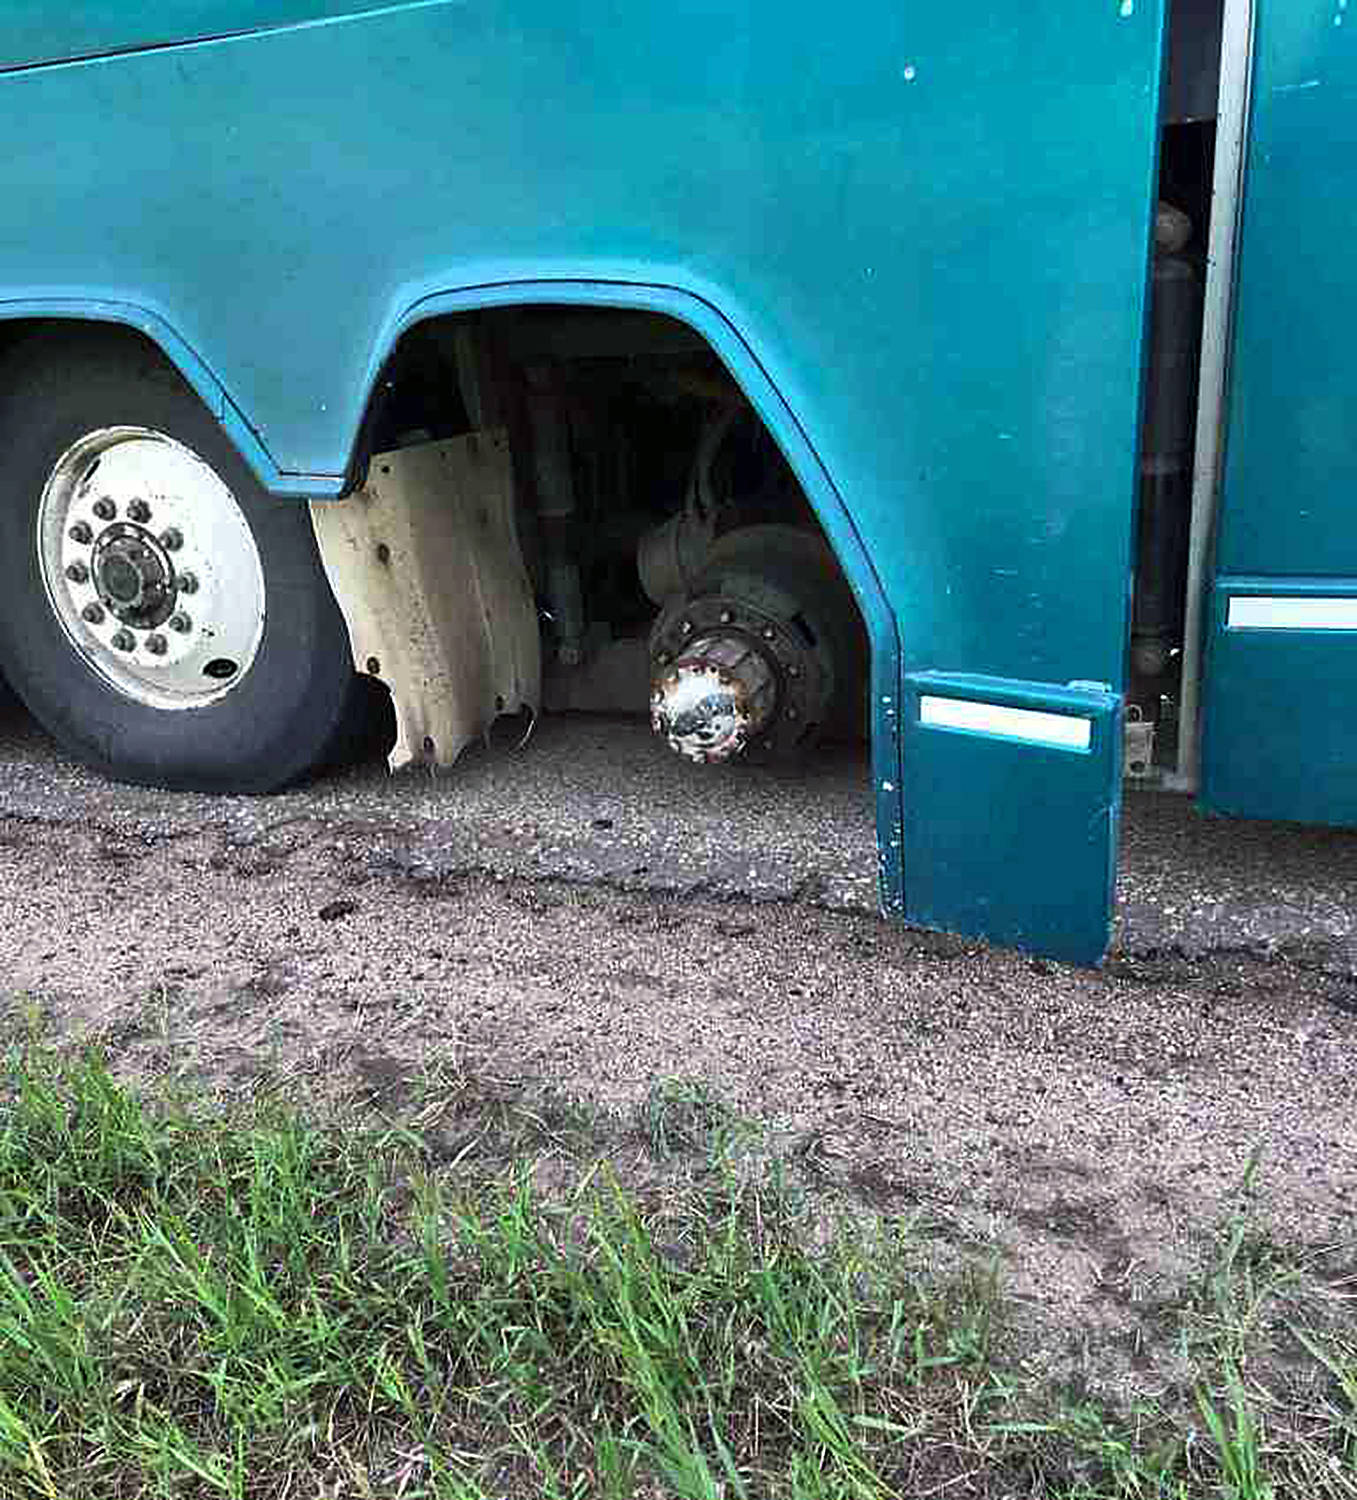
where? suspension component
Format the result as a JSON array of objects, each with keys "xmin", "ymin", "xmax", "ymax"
[{"xmin": 648, "ymin": 524, "xmax": 862, "ymax": 762}]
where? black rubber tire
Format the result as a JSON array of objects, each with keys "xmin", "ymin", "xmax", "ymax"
[{"xmin": 0, "ymin": 329, "xmax": 357, "ymax": 793}]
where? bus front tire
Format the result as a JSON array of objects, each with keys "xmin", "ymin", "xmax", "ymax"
[{"xmin": 0, "ymin": 331, "xmax": 360, "ymax": 793}]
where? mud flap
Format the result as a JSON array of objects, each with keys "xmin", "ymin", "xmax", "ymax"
[
  {"xmin": 900, "ymin": 673, "xmax": 1123, "ymax": 966},
  {"xmin": 310, "ymin": 431, "xmax": 540, "ymax": 771}
]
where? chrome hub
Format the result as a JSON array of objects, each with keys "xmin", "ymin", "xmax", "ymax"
[
  {"xmin": 90, "ymin": 524, "xmax": 177, "ymax": 628},
  {"xmin": 650, "ymin": 632, "xmax": 778, "ymax": 763},
  {"xmin": 650, "ymin": 595, "xmax": 836, "ymax": 759}
]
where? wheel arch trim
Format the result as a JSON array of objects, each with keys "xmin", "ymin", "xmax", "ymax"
[{"xmin": 0, "ymin": 298, "xmax": 338, "ymax": 498}]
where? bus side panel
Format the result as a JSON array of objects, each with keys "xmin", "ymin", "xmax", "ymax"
[
  {"xmin": 1206, "ymin": 585, "xmax": 1357, "ymax": 826},
  {"xmin": 1203, "ymin": 6, "xmax": 1357, "ymax": 826},
  {"xmin": 0, "ymin": 2, "xmax": 1167, "ymax": 957}
]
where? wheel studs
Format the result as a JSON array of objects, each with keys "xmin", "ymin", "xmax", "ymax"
[
  {"xmin": 69, "ymin": 522, "xmax": 93, "ymax": 545},
  {"xmin": 127, "ymin": 499, "xmax": 151, "ymax": 523},
  {"xmin": 81, "ymin": 603, "xmax": 105, "ymax": 625},
  {"xmin": 169, "ymin": 611, "xmax": 192, "ymax": 634},
  {"xmin": 110, "ymin": 629, "xmax": 136, "ymax": 653},
  {"xmin": 145, "ymin": 633, "xmax": 168, "ymax": 656},
  {"xmin": 92, "ymin": 498, "xmax": 116, "ymax": 521},
  {"xmin": 65, "ymin": 562, "xmax": 89, "ymax": 585},
  {"xmin": 160, "ymin": 528, "xmax": 183, "ymax": 552},
  {"xmin": 177, "ymin": 571, "xmax": 199, "ymax": 595}
]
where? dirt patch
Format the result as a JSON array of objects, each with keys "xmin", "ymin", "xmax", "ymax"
[{"xmin": 0, "ymin": 807, "xmax": 1354, "ymax": 1408}]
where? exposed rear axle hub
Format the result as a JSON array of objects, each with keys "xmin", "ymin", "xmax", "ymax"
[
  {"xmin": 650, "ymin": 632, "xmax": 778, "ymax": 762},
  {"xmin": 648, "ymin": 525, "xmax": 857, "ymax": 762}
]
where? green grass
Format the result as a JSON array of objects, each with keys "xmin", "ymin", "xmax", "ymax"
[{"xmin": 0, "ymin": 1042, "xmax": 1353, "ymax": 1498}]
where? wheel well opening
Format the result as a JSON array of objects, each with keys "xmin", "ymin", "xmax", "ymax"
[
  {"xmin": 357, "ymin": 304, "xmax": 870, "ymax": 756},
  {"xmin": 0, "ymin": 317, "xmax": 186, "ymax": 381}
]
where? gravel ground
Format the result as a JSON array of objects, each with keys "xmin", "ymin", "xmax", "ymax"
[{"xmin": 0, "ymin": 695, "xmax": 1353, "ymax": 1394}]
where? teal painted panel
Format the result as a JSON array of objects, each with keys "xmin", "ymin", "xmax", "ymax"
[
  {"xmin": 1203, "ymin": 580, "xmax": 1357, "ymax": 824},
  {"xmin": 0, "ymin": 2, "xmax": 1166, "ymax": 686},
  {"xmin": 0, "ymin": 2, "xmax": 1168, "ymax": 956},
  {"xmin": 902, "ymin": 674, "xmax": 1123, "ymax": 965},
  {"xmin": 1215, "ymin": 5, "xmax": 1357, "ymax": 576},
  {"xmin": 0, "ymin": 2, "xmax": 402, "ymax": 69},
  {"xmin": 1203, "ymin": 3, "xmax": 1357, "ymax": 824}
]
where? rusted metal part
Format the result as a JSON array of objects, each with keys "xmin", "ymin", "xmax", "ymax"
[
  {"xmin": 310, "ymin": 431, "xmax": 540, "ymax": 771},
  {"xmin": 1124, "ymin": 707, "xmax": 1157, "ymax": 780},
  {"xmin": 648, "ymin": 523, "xmax": 867, "ymax": 761},
  {"xmin": 650, "ymin": 589, "xmax": 832, "ymax": 758},
  {"xmin": 650, "ymin": 632, "xmax": 778, "ymax": 763}
]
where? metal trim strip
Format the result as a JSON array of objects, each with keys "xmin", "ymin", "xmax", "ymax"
[
  {"xmin": 1171, "ymin": 0, "xmax": 1255, "ymax": 791},
  {"xmin": 918, "ymin": 694, "xmax": 1093, "ymax": 752},
  {"xmin": 1227, "ymin": 596, "xmax": 1357, "ymax": 630}
]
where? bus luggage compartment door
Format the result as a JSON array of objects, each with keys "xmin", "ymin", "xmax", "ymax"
[{"xmin": 1201, "ymin": 5, "xmax": 1357, "ymax": 827}]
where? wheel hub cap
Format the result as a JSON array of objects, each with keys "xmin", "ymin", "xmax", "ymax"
[
  {"xmin": 650, "ymin": 632, "xmax": 778, "ymax": 763},
  {"xmin": 91, "ymin": 525, "xmax": 176, "ymax": 626}
]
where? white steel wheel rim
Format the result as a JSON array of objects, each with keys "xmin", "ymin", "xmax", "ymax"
[{"xmin": 37, "ymin": 427, "xmax": 266, "ymax": 710}]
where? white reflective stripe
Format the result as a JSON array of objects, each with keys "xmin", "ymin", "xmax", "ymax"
[
  {"xmin": 918, "ymin": 695, "xmax": 1092, "ymax": 750},
  {"xmin": 1227, "ymin": 596, "xmax": 1357, "ymax": 630}
]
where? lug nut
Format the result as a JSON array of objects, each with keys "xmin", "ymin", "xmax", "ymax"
[
  {"xmin": 110, "ymin": 629, "xmax": 136, "ymax": 652},
  {"xmin": 65, "ymin": 562, "xmax": 89, "ymax": 585},
  {"xmin": 81, "ymin": 602, "xmax": 105, "ymax": 625},
  {"xmin": 177, "ymin": 571, "xmax": 199, "ymax": 595},
  {"xmin": 762, "ymin": 626, "xmax": 776, "ymax": 641},
  {"xmin": 145, "ymin": 633, "xmax": 168, "ymax": 656},
  {"xmin": 92, "ymin": 498, "xmax": 116, "ymax": 521},
  {"xmin": 719, "ymin": 610, "xmax": 734, "ymax": 624},
  {"xmin": 69, "ymin": 521, "xmax": 93, "ymax": 545},
  {"xmin": 169, "ymin": 611, "xmax": 192, "ymax": 634},
  {"xmin": 160, "ymin": 528, "xmax": 184, "ymax": 552},
  {"xmin": 127, "ymin": 499, "xmax": 151, "ymax": 523}
]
